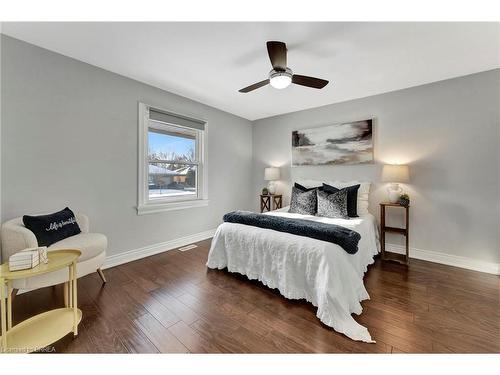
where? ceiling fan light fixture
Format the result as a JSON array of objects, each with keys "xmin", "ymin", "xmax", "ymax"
[
  {"xmin": 238, "ymin": 42, "xmax": 328, "ymax": 93},
  {"xmin": 269, "ymin": 68, "xmax": 293, "ymax": 89}
]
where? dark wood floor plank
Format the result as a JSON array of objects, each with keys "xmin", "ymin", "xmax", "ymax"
[
  {"xmin": 190, "ymin": 318, "xmax": 250, "ymax": 353},
  {"xmin": 262, "ymin": 330, "xmax": 315, "ymax": 353},
  {"xmin": 119, "ymin": 261, "xmax": 161, "ymax": 293},
  {"xmin": 364, "ymin": 326, "xmax": 430, "ymax": 353},
  {"xmin": 10, "ymin": 238, "xmax": 499, "ymax": 353},
  {"xmin": 100, "ymin": 266, "xmax": 134, "ymax": 285},
  {"xmin": 427, "ymin": 302, "xmax": 500, "ymax": 334},
  {"xmin": 177, "ymin": 292, "xmax": 244, "ymax": 332},
  {"xmin": 362, "ymin": 299, "xmax": 414, "ymax": 323},
  {"xmin": 80, "ymin": 276, "xmax": 148, "ymax": 321},
  {"xmin": 412, "ymin": 310, "xmax": 500, "ymax": 353},
  {"xmin": 189, "ymin": 317, "xmax": 283, "ymax": 353},
  {"xmin": 246, "ymin": 307, "xmax": 344, "ymax": 353},
  {"xmin": 51, "ymin": 330, "xmax": 93, "ymax": 353},
  {"xmin": 391, "ymin": 346, "xmax": 407, "ymax": 353},
  {"xmin": 151, "ymin": 288, "xmax": 200, "ymax": 325},
  {"xmin": 204, "ymin": 268, "xmax": 319, "ymax": 325},
  {"xmin": 357, "ymin": 313, "xmax": 434, "ymax": 352},
  {"xmin": 82, "ymin": 313, "xmax": 129, "ymax": 353},
  {"xmin": 77, "ymin": 284, "xmax": 129, "ymax": 353},
  {"xmin": 147, "ymin": 265, "xmax": 194, "ymax": 298},
  {"xmin": 248, "ymin": 304, "xmax": 390, "ymax": 353},
  {"xmin": 183, "ymin": 281, "xmax": 273, "ymax": 337},
  {"xmin": 113, "ymin": 315, "xmax": 160, "ymax": 353},
  {"xmin": 134, "ymin": 313, "xmax": 189, "ymax": 353},
  {"xmin": 168, "ymin": 320, "xmax": 222, "ymax": 353},
  {"xmin": 125, "ymin": 281, "xmax": 181, "ymax": 329}
]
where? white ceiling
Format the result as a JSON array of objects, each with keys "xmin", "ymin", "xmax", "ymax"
[{"xmin": 2, "ymin": 22, "xmax": 499, "ymax": 120}]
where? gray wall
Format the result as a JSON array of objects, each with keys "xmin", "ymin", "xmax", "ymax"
[
  {"xmin": 253, "ymin": 69, "xmax": 500, "ymax": 264},
  {"xmin": 0, "ymin": 28, "xmax": 3, "ymax": 226},
  {"xmin": 1, "ymin": 35, "xmax": 254, "ymax": 257},
  {"xmin": 2, "ymin": 34, "xmax": 499, "ymax": 266}
]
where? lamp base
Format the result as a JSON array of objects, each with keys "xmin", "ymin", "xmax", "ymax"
[
  {"xmin": 267, "ymin": 181, "xmax": 277, "ymax": 195},
  {"xmin": 387, "ymin": 183, "xmax": 402, "ymax": 203}
]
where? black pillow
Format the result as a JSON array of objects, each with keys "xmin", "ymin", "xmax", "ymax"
[
  {"xmin": 322, "ymin": 183, "xmax": 360, "ymax": 218},
  {"xmin": 288, "ymin": 186, "xmax": 317, "ymax": 215},
  {"xmin": 294, "ymin": 182, "xmax": 318, "ymax": 192},
  {"xmin": 23, "ymin": 207, "xmax": 81, "ymax": 247}
]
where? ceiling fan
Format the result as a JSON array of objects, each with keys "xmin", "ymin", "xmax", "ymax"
[{"xmin": 239, "ymin": 41, "xmax": 329, "ymax": 93}]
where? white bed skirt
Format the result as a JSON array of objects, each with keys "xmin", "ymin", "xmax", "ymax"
[{"xmin": 206, "ymin": 210, "xmax": 379, "ymax": 343}]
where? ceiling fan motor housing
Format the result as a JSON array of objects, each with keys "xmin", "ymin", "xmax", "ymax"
[{"xmin": 269, "ymin": 67, "xmax": 293, "ymax": 79}]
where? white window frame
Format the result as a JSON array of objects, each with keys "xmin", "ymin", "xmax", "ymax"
[{"xmin": 137, "ymin": 103, "xmax": 208, "ymax": 215}]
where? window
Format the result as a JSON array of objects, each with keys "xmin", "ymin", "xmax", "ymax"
[
  {"xmin": 137, "ymin": 103, "xmax": 208, "ymax": 214},
  {"xmin": 148, "ymin": 126, "xmax": 198, "ymax": 200}
]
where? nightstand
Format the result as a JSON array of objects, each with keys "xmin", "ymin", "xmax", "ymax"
[
  {"xmin": 380, "ymin": 202, "xmax": 410, "ymax": 265},
  {"xmin": 260, "ymin": 194, "xmax": 283, "ymax": 213}
]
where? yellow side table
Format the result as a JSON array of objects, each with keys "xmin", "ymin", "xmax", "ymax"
[{"xmin": 0, "ymin": 249, "xmax": 82, "ymax": 353}]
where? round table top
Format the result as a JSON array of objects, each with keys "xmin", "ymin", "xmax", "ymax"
[{"xmin": 0, "ymin": 249, "xmax": 81, "ymax": 280}]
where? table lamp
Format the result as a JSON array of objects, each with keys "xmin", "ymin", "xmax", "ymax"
[
  {"xmin": 382, "ymin": 164, "xmax": 410, "ymax": 203},
  {"xmin": 264, "ymin": 167, "xmax": 280, "ymax": 194}
]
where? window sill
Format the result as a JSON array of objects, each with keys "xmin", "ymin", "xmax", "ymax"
[{"xmin": 137, "ymin": 199, "xmax": 209, "ymax": 215}]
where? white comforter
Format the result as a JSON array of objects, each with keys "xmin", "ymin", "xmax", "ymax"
[{"xmin": 206, "ymin": 207, "xmax": 380, "ymax": 342}]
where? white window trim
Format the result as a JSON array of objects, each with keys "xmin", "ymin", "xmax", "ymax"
[{"xmin": 137, "ymin": 102, "xmax": 209, "ymax": 215}]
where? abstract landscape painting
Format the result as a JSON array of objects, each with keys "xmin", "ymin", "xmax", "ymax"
[{"xmin": 292, "ymin": 119, "xmax": 373, "ymax": 166}]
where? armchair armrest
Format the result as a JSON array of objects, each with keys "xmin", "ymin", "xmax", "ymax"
[
  {"xmin": 1, "ymin": 219, "xmax": 38, "ymax": 261},
  {"xmin": 75, "ymin": 213, "xmax": 89, "ymax": 233}
]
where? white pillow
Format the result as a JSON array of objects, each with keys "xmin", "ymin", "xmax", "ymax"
[{"xmin": 295, "ymin": 179, "xmax": 371, "ymax": 216}]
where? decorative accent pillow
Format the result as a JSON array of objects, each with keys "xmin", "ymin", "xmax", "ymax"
[
  {"xmin": 322, "ymin": 183, "xmax": 360, "ymax": 217},
  {"xmin": 294, "ymin": 182, "xmax": 317, "ymax": 192},
  {"xmin": 294, "ymin": 179, "xmax": 323, "ymax": 189},
  {"xmin": 317, "ymin": 189, "xmax": 349, "ymax": 219},
  {"xmin": 324, "ymin": 180, "xmax": 371, "ymax": 216},
  {"xmin": 23, "ymin": 207, "xmax": 81, "ymax": 247},
  {"xmin": 288, "ymin": 186, "xmax": 317, "ymax": 215}
]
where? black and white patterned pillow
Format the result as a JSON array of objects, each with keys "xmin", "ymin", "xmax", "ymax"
[
  {"xmin": 322, "ymin": 183, "xmax": 360, "ymax": 217},
  {"xmin": 288, "ymin": 186, "xmax": 317, "ymax": 215},
  {"xmin": 317, "ymin": 189, "xmax": 349, "ymax": 219}
]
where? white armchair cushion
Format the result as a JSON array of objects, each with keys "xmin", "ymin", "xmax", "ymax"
[{"xmin": 49, "ymin": 232, "xmax": 107, "ymax": 262}]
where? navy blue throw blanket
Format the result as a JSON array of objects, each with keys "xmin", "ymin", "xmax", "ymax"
[{"xmin": 223, "ymin": 211, "xmax": 361, "ymax": 254}]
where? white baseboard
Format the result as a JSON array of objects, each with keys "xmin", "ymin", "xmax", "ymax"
[
  {"xmin": 102, "ymin": 228, "xmax": 217, "ymax": 269},
  {"xmin": 101, "ymin": 229, "xmax": 498, "ymax": 276},
  {"xmin": 385, "ymin": 243, "xmax": 500, "ymax": 275}
]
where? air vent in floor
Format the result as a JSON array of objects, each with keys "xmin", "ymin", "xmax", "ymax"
[{"xmin": 179, "ymin": 244, "xmax": 198, "ymax": 252}]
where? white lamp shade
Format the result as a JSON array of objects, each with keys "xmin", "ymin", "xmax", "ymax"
[
  {"xmin": 382, "ymin": 164, "xmax": 410, "ymax": 183},
  {"xmin": 264, "ymin": 167, "xmax": 280, "ymax": 181}
]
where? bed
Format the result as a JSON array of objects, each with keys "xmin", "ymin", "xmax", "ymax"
[{"xmin": 206, "ymin": 205, "xmax": 380, "ymax": 343}]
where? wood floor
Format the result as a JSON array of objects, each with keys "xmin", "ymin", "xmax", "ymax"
[{"xmin": 11, "ymin": 239, "xmax": 500, "ymax": 353}]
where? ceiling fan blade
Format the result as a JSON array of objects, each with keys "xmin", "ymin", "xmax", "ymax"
[
  {"xmin": 292, "ymin": 74, "xmax": 329, "ymax": 89},
  {"xmin": 238, "ymin": 79, "xmax": 270, "ymax": 93},
  {"xmin": 266, "ymin": 41, "xmax": 287, "ymax": 71}
]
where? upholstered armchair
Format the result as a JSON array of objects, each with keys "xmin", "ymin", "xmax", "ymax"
[{"xmin": 1, "ymin": 212, "xmax": 107, "ymax": 294}]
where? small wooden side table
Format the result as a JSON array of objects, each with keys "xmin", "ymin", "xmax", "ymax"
[
  {"xmin": 380, "ymin": 202, "xmax": 410, "ymax": 265},
  {"xmin": 260, "ymin": 194, "xmax": 283, "ymax": 213},
  {"xmin": 0, "ymin": 249, "xmax": 82, "ymax": 353}
]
